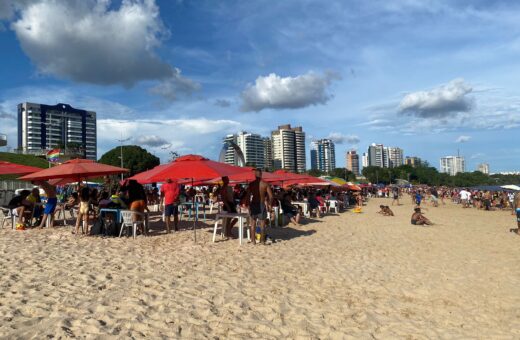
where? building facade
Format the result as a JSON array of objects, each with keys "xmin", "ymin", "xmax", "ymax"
[
  {"xmin": 405, "ymin": 156, "xmax": 422, "ymax": 167},
  {"xmin": 236, "ymin": 131, "xmax": 265, "ymax": 168},
  {"xmin": 263, "ymin": 137, "xmax": 273, "ymax": 171},
  {"xmin": 477, "ymin": 163, "xmax": 490, "ymax": 174},
  {"xmin": 272, "ymin": 124, "xmax": 306, "ymax": 173},
  {"xmin": 362, "ymin": 152, "xmax": 369, "ymax": 169},
  {"xmin": 440, "ymin": 156, "xmax": 466, "ymax": 176},
  {"xmin": 17, "ymin": 102, "xmax": 97, "ymax": 160},
  {"xmin": 346, "ymin": 150, "xmax": 360, "ymax": 175},
  {"xmin": 368, "ymin": 143, "xmax": 385, "ymax": 167},
  {"xmin": 310, "ymin": 139, "xmax": 336, "ymax": 173},
  {"xmin": 386, "ymin": 147, "xmax": 404, "ymax": 168}
]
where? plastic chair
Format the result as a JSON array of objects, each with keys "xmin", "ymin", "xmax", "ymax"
[
  {"xmin": 120, "ymin": 210, "xmax": 146, "ymax": 239},
  {"xmin": 329, "ymin": 200, "xmax": 339, "ymax": 213},
  {"xmin": 0, "ymin": 207, "xmax": 12, "ymax": 229}
]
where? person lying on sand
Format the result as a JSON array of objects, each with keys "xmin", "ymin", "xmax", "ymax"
[
  {"xmin": 411, "ymin": 207, "xmax": 433, "ymax": 226},
  {"xmin": 377, "ymin": 205, "xmax": 394, "ymax": 216}
]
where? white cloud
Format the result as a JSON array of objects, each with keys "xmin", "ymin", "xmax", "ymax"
[
  {"xmin": 9, "ymin": 0, "xmax": 185, "ymax": 87},
  {"xmin": 455, "ymin": 135, "xmax": 471, "ymax": 143},
  {"xmin": 97, "ymin": 118, "xmax": 241, "ymax": 161},
  {"xmin": 240, "ymin": 71, "xmax": 340, "ymax": 112},
  {"xmin": 326, "ymin": 132, "xmax": 360, "ymax": 144},
  {"xmin": 399, "ymin": 78, "xmax": 473, "ymax": 118}
]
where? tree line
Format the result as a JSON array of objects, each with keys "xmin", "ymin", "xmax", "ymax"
[{"xmin": 361, "ymin": 164, "xmax": 519, "ymax": 187}]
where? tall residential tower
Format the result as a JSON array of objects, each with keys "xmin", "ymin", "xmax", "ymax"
[{"xmin": 17, "ymin": 102, "xmax": 97, "ymax": 160}]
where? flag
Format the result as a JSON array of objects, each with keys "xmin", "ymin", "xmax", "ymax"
[{"xmin": 46, "ymin": 149, "xmax": 62, "ymax": 163}]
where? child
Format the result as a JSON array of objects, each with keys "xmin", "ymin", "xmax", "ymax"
[{"xmin": 75, "ymin": 187, "xmax": 91, "ymax": 235}]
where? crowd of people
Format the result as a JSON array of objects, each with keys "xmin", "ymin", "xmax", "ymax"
[
  {"xmin": 5, "ymin": 172, "xmax": 520, "ymax": 239},
  {"xmin": 372, "ymin": 184, "xmax": 520, "ymax": 230}
]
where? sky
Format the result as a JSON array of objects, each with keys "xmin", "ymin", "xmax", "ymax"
[{"xmin": 0, "ymin": 0, "xmax": 519, "ymax": 172}]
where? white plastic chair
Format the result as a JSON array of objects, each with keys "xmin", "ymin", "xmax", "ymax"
[
  {"xmin": 329, "ymin": 200, "xmax": 339, "ymax": 213},
  {"xmin": 120, "ymin": 210, "xmax": 146, "ymax": 239},
  {"xmin": 0, "ymin": 207, "xmax": 12, "ymax": 229}
]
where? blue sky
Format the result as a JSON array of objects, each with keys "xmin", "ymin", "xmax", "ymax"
[{"xmin": 0, "ymin": 0, "xmax": 519, "ymax": 172}]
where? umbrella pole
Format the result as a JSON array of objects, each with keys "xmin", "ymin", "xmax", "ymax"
[{"xmin": 192, "ymin": 178, "xmax": 196, "ymax": 242}]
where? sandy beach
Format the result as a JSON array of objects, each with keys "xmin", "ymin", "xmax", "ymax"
[{"xmin": 1, "ymin": 197, "xmax": 518, "ymax": 339}]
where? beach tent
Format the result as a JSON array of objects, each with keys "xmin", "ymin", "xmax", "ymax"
[
  {"xmin": 501, "ymin": 184, "xmax": 520, "ymax": 191},
  {"xmin": 18, "ymin": 159, "xmax": 127, "ymax": 182},
  {"xmin": 0, "ymin": 161, "xmax": 43, "ymax": 175}
]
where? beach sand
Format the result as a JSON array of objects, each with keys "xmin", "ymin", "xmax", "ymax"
[{"xmin": 1, "ymin": 198, "xmax": 519, "ymax": 338}]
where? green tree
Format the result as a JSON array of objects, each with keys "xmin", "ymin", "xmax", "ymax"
[
  {"xmin": 329, "ymin": 167, "xmax": 356, "ymax": 181},
  {"xmin": 306, "ymin": 169, "xmax": 324, "ymax": 177},
  {"xmin": 99, "ymin": 145, "xmax": 160, "ymax": 176}
]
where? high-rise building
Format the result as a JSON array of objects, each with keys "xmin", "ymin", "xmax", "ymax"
[
  {"xmin": 263, "ymin": 137, "xmax": 273, "ymax": 171},
  {"xmin": 362, "ymin": 152, "xmax": 369, "ymax": 168},
  {"xmin": 440, "ymin": 156, "xmax": 465, "ymax": 176},
  {"xmin": 222, "ymin": 131, "xmax": 265, "ymax": 167},
  {"xmin": 18, "ymin": 102, "xmax": 97, "ymax": 160},
  {"xmin": 386, "ymin": 147, "xmax": 404, "ymax": 168},
  {"xmin": 223, "ymin": 134, "xmax": 239, "ymax": 165},
  {"xmin": 310, "ymin": 139, "xmax": 336, "ymax": 173},
  {"xmin": 236, "ymin": 131, "xmax": 265, "ymax": 168},
  {"xmin": 477, "ymin": 163, "xmax": 490, "ymax": 175},
  {"xmin": 368, "ymin": 143, "xmax": 385, "ymax": 167},
  {"xmin": 272, "ymin": 124, "xmax": 306, "ymax": 173},
  {"xmin": 405, "ymin": 156, "xmax": 422, "ymax": 167},
  {"xmin": 346, "ymin": 150, "xmax": 360, "ymax": 175}
]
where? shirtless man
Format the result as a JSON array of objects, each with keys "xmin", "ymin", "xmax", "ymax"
[
  {"xmin": 244, "ymin": 169, "xmax": 273, "ymax": 244},
  {"xmin": 511, "ymin": 192, "xmax": 520, "ymax": 235},
  {"xmin": 34, "ymin": 181, "xmax": 57, "ymax": 228},
  {"xmin": 411, "ymin": 207, "xmax": 433, "ymax": 226}
]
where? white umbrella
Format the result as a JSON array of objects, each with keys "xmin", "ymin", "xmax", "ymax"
[{"xmin": 501, "ymin": 184, "xmax": 520, "ymax": 191}]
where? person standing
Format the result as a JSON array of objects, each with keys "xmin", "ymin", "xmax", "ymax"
[
  {"xmin": 391, "ymin": 186, "xmax": 400, "ymax": 206},
  {"xmin": 244, "ymin": 169, "xmax": 273, "ymax": 244},
  {"xmin": 220, "ymin": 176, "xmax": 238, "ymax": 238},
  {"xmin": 160, "ymin": 178, "xmax": 180, "ymax": 233},
  {"xmin": 512, "ymin": 192, "xmax": 520, "ymax": 235},
  {"xmin": 35, "ymin": 181, "xmax": 57, "ymax": 228}
]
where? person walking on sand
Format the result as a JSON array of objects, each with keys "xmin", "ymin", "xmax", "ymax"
[
  {"xmin": 511, "ymin": 192, "xmax": 520, "ymax": 235},
  {"xmin": 391, "ymin": 186, "xmax": 400, "ymax": 206},
  {"xmin": 75, "ymin": 186, "xmax": 91, "ymax": 235},
  {"xmin": 34, "ymin": 181, "xmax": 57, "ymax": 229},
  {"xmin": 244, "ymin": 168, "xmax": 273, "ymax": 244}
]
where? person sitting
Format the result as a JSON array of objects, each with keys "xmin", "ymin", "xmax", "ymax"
[
  {"xmin": 26, "ymin": 187, "xmax": 43, "ymax": 225},
  {"xmin": 8, "ymin": 190, "xmax": 32, "ymax": 230},
  {"xmin": 378, "ymin": 205, "xmax": 394, "ymax": 216},
  {"xmin": 98, "ymin": 191, "xmax": 112, "ymax": 208},
  {"xmin": 411, "ymin": 207, "xmax": 433, "ymax": 226},
  {"xmin": 281, "ymin": 193, "xmax": 301, "ymax": 225},
  {"xmin": 308, "ymin": 192, "xmax": 321, "ymax": 218}
]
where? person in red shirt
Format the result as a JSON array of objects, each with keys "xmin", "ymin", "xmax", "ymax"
[{"xmin": 160, "ymin": 178, "xmax": 180, "ymax": 233}]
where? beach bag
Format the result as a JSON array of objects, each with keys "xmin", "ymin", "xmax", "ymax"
[
  {"xmin": 103, "ymin": 219, "xmax": 119, "ymax": 237},
  {"xmin": 90, "ymin": 218, "xmax": 103, "ymax": 236}
]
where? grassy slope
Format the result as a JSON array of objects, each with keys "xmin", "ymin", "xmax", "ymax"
[
  {"xmin": 0, "ymin": 152, "xmax": 48, "ymax": 180},
  {"xmin": 0, "ymin": 152, "xmax": 49, "ymax": 168}
]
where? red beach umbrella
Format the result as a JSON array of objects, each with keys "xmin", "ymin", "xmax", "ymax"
[
  {"xmin": 0, "ymin": 161, "xmax": 43, "ymax": 175},
  {"xmin": 145, "ymin": 154, "xmax": 246, "ymax": 183},
  {"xmin": 18, "ymin": 158, "xmax": 128, "ymax": 181},
  {"xmin": 128, "ymin": 163, "xmax": 170, "ymax": 184}
]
